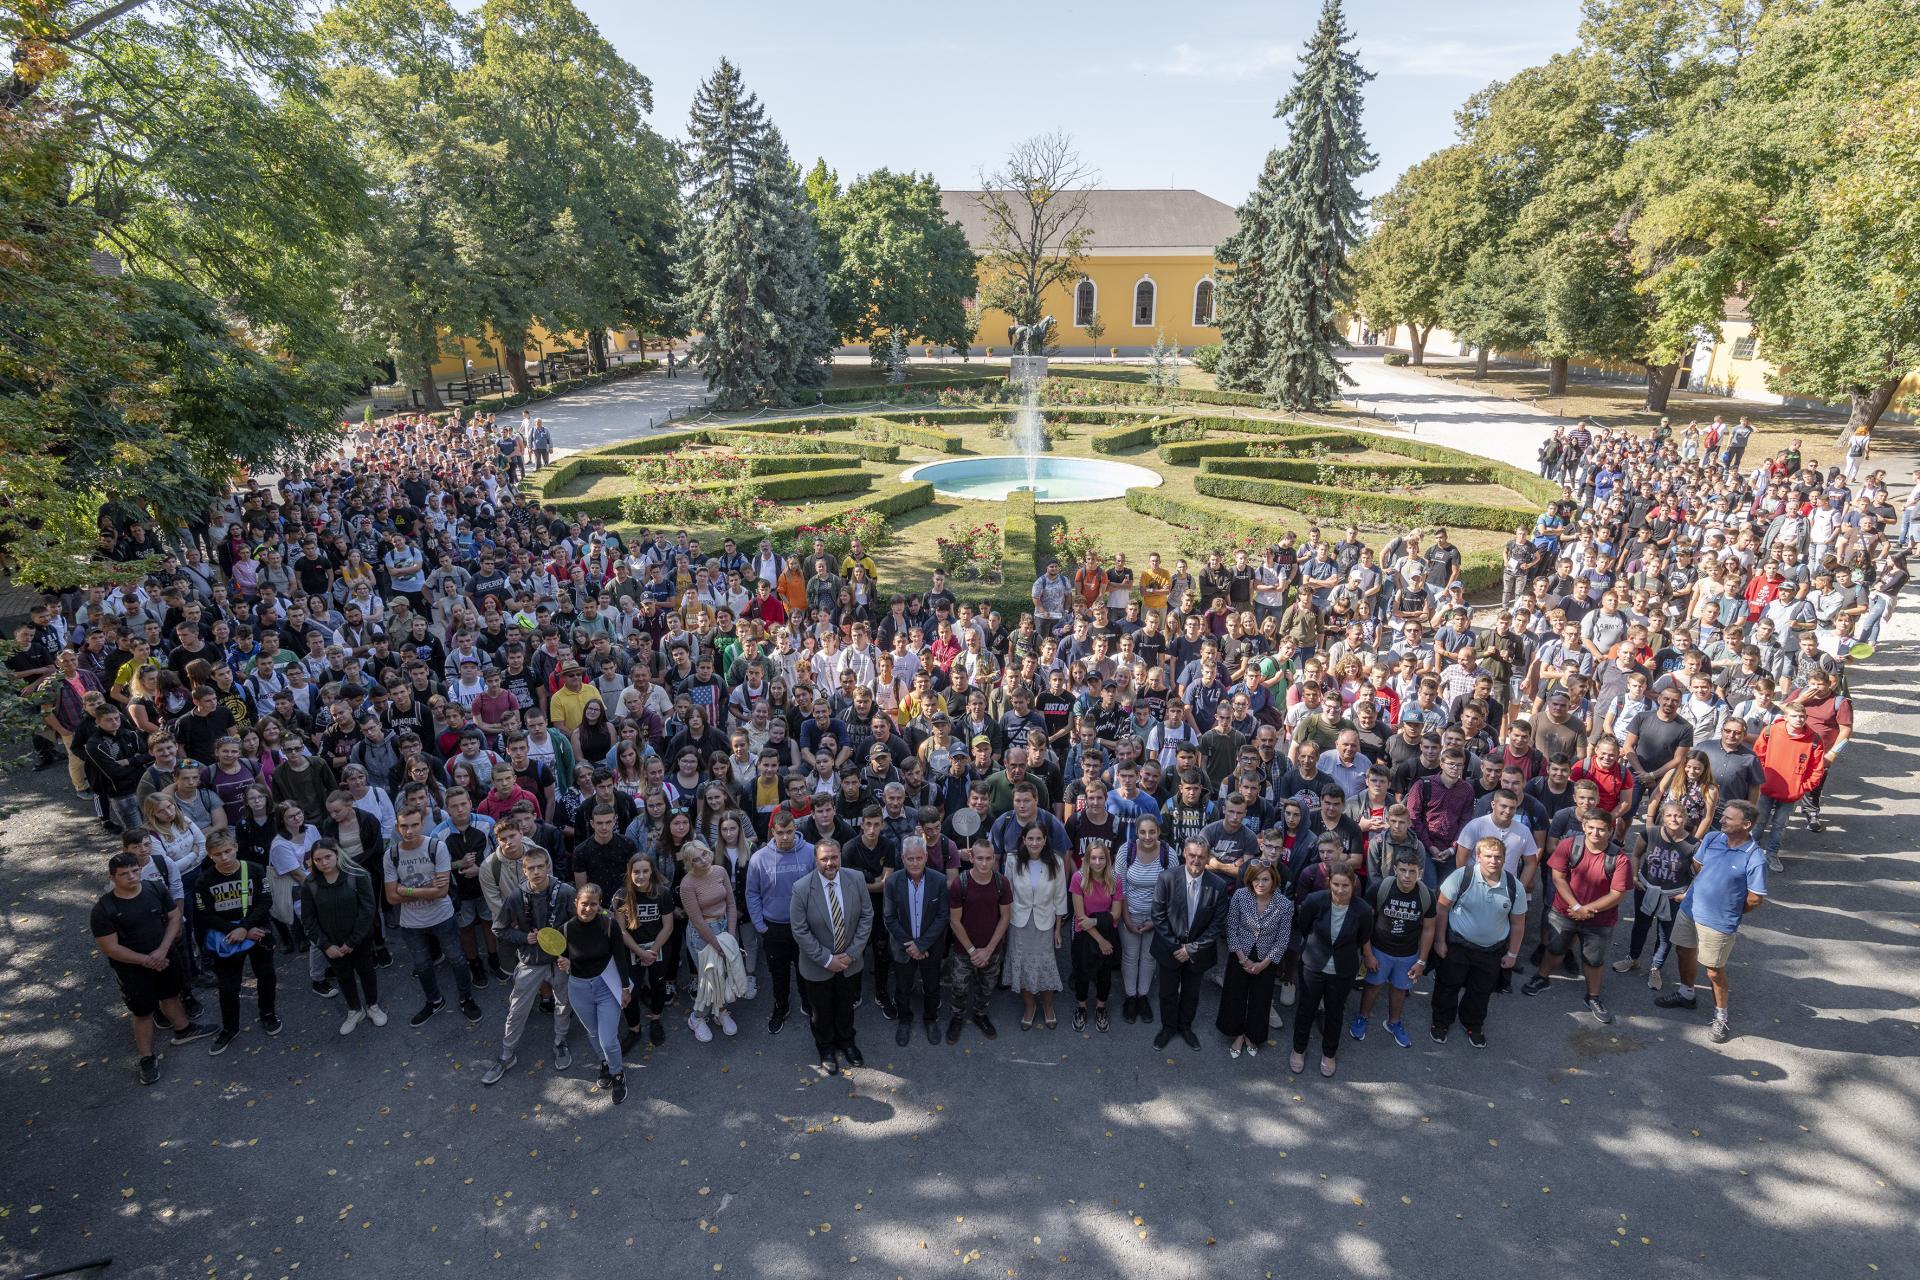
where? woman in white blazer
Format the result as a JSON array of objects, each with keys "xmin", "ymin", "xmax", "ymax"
[{"xmin": 1004, "ymin": 823, "xmax": 1069, "ymax": 1029}]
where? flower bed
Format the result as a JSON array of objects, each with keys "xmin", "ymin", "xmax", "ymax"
[{"xmin": 936, "ymin": 520, "xmax": 1005, "ymax": 584}]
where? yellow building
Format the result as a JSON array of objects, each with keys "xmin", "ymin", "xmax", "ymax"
[
  {"xmin": 939, "ymin": 189, "xmax": 1236, "ymax": 356},
  {"xmin": 425, "ymin": 322, "xmax": 646, "ymax": 384}
]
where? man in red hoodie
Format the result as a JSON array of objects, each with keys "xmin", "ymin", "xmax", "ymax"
[{"xmin": 1752, "ymin": 702, "xmax": 1827, "ymax": 873}]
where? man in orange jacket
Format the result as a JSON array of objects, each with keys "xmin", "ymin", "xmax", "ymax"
[{"xmin": 1752, "ymin": 702, "xmax": 1828, "ymax": 873}]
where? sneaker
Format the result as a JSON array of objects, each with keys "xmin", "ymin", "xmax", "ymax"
[
  {"xmin": 1094, "ymin": 1007, "xmax": 1109, "ymax": 1033},
  {"xmin": 973, "ymin": 1014, "xmax": 997, "ymax": 1040},
  {"xmin": 409, "ymin": 999, "xmax": 446, "ymax": 1028},
  {"xmin": 1709, "ymin": 1017, "xmax": 1732, "ymax": 1044},
  {"xmin": 376, "ymin": 949, "xmax": 394, "ymax": 969},
  {"xmin": 538, "ymin": 994, "xmax": 556, "ymax": 1015},
  {"xmin": 468, "ymin": 959, "xmax": 490, "ymax": 990},
  {"xmin": 1465, "ymin": 1028, "xmax": 1488, "ymax": 1049},
  {"xmin": 767, "ymin": 1007, "xmax": 788, "ymax": 1036},
  {"xmin": 338, "ymin": 1010, "xmax": 364, "ymax": 1037},
  {"xmin": 611, "ymin": 1074, "xmax": 627, "ymax": 1105},
  {"xmin": 744, "ymin": 977, "xmax": 758, "ymax": 1001},
  {"xmin": 688, "ymin": 1013, "xmax": 713, "ymax": 1043},
  {"xmin": 260, "ymin": 1011, "xmax": 282, "ymax": 1036},
  {"xmin": 1120, "ymin": 998, "xmax": 1138, "ymax": 1024},
  {"xmin": 460, "ymin": 998, "xmax": 483, "ymax": 1023},
  {"xmin": 1648, "ymin": 966, "xmax": 1664, "ymax": 991},
  {"xmin": 648, "ymin": 1020, "xmax": 664, "ymax": 1047},
  {"xmin": 171, "ymin": 1021, "xmax": 216, "ymax": 1045},
  {"xmin": 664, "ymin": 982, "xmax": 677, "ymax": 1005},
  {"xmin": 1072, "ymin": 1007, "xmax": 1087, "ymax": 1032},
  {"xmin": 1429, "ymin": 1025, "xmax": 1449, "ymax": 1044},
  {"xmin": 1348, "ymin": 1016, "xmax": 1368, "ymax": 1042},
  {"xmin": 1766, "ymin": 852, "xmax": 1783, "ymax": 872},
  {"xmin": 1278, "ymin": 982, "xmax": 1296, "ymax": 1008},
  {"xmin": 1654, "ymin": 991, "xmax": 1698, "ymax": 1010},
  {"xmin": 366, "ymin": 1004, "xmax": 389, "ymax": 1028},
  {"xmin": 1611, "ymin": 957, "xmax": 1638, "ymax": 974},
  {"xmin": 1805, "ymin": 814, "xmax": 1826, "ymax": 834},
  {"xmin": 1584, "ymin": 995, "xmax": 1614, "ymax": 1025},
  {"xmin": 137, "ymin": 1055, "xmax": 161, "ymax": 1086},
  {"xmin": 945, "ymin": 1016, "xmax": 964, "ymax": 1045},
  {"xmin": 482, "ymin": 1055, "xmax": 516, "ymax": 1086},
  {"xmin": 851, "ymin": 993, "xmax": 864, "ymax": 1012},
  {"xmin": 1521, "ymin": 975, "xmax": 1552, "ymax": 997},
  {"xmin": 1386, "ymin": 1021, "xmax": 1412, "ymax": 1049},
  {"xmin": 717, "ymin": 1010, "xmax": 738, "ymax": 1037},
  {"xmin": 487, "ymin": 954, "xmax": 511, "ymax": 982},
  {"xmin": 311, "ymin": 979, "xmax": 339, "ymax": 1000},
  {"xmin": 876, "ymin": 995, "xmax": 898, "ymax": 1021},
  {"xmin": 596, "ymin": 1063, "xmax": 612, "ymax": 1090},
  {"xmin": 554, "ymin": 1043, "xmax": 573, "ymax": 1071},
  {"xmin": 209, "ymin": 1029, "xmax": 239, "ymax": 1056}
]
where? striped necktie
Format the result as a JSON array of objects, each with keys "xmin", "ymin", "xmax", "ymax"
[{"xmin": 825, "ymin": 877, "xmax": 846, "ymax": 951}]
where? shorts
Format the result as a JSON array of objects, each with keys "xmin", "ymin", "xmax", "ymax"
[
  {"xmin": 1544, "ymin": 912, "xmax": 1615, "ymax": 968},
  {"xmin": 1669, "ymin": 912, "xmax": 1737, "ymax": 969},
  {"xmin": 1365, "ymin": 950, "xmax": 1420, "ymax": 991},
  {"xmin": 116, "ymin": 962, "xmax": 185, "ymax": 1018},
  {"xmin": 454, "ymin": 896, "xmax": 493, "ymax": 930}
]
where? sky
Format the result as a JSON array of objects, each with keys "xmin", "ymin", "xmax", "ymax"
[{"xmin": 562, "ymin": 0, "xmax": 1585, "ymax": 205}]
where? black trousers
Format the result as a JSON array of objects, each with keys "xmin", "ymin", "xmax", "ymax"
[
  {"xmin": 1432, "ymin": 937, "xmax": 1502, "ymax": 1034},
  {"xmin": 214, "ymin": 944, "xmax": 276, "ymax": 1032},
  {"xmin": 1157, "ymin": 958, "xmax": 1207, "ymax": 1032},
  {"xmin": 802, "ymin": 970, "xmax": 859, "ymax": 1056},
  {"xmin": 328, "ymin": 947, "xmax": 379, "ymax": 1012},
  {"xmin": 862, "ymin": 929, "xmax": 892, "ymax": 1002},
  {"xmin": 1216, "ymin": 958, "xmax": 1278, "ymax": 1040},
  {"xmin": 891, "ymin": 951, "xmax": 942, "ymax": 1021},
  {"xmin": 622, "ymin": 956, "xmax": 667, "ymax": 1028},
  {"xmin": 762, "ymin": 923, "xmax": 811, "ymax": 1015},
  {"xmin": 1293, "ymin": 970, "xmax": 1354, "ymax": 1057}
]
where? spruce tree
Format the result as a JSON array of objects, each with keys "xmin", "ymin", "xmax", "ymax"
[
  {"xmin": 674, "ymin": 60, "xmax": 832, "ymax": 405},
  {"xmin": 1215, "ymin": 0, "xmax": 1374, "ymax": 409}
]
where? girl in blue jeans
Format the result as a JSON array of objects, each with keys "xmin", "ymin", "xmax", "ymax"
[{"xmin": 557, "ymin": 884, "xmax": 633, "ymax": 1104}]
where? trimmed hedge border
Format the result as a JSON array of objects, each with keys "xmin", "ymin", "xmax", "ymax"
[
  {"xmin": 546, "ymin": 462, "xmax": 872, "ymax": 520},
  {"xmin": 609, "ymin": 478, "xmax": 936, "ymax": 543},
  {"xmin": 1089, "ymin": 415, "xmax": 1198, "ymax": 454},
  {"xmin": 1048, "ymin": 375, "xmax": 1272, "ymax": 408},
  {"xmin": 816, "ymin": 375, "xmax": 1006, "ymax": 405},
  {"xmin": 994, "ymin": 489, "xmax": 1041, "ymax": 619},
  {"xmin": 1193, "ymin": 473, "xmax": 1538, "ymax": 532},
  {"xmin": 1203, "ymin": 456, "xmax": 1490, "ymax": 486},
  {"xmin": 1157, "ymin": 432, "xmax": 1357, "ymax": 465},
  {"xmin": 854, "ymin": 415, "xmax": 965, "ymax": 453}
]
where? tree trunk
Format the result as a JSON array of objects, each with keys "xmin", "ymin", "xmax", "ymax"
[
  {"xmin": 1547, "ymin": 356, "xmax": 1569, "ymax": 397},
  {"xmin": 1841, "ymin": 377, "xmax": 1900, "ymax": 442},
  {"xmin": 1409, "ymin": 324, "xmax": 1430, "ymax": 366},
  {"xmin": 408, "ymin": 319, "xmax": 444, "ymax": 411},
  {"xmin": 1643, "ymin": 362, "xmax": 1681, "ymax": 414},
  {"xmin": 1475, "ymin": 345, "xmax": 1490, "ymax": 378},
  {"xmin": 503, "ymin": 346, "xmax": 531, "ymax": 394},
  {"xmin": 587, "ymin": 328, "xmax": 608, "ymax": 373}
]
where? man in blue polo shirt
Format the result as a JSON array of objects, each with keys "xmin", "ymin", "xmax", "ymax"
[{"xmin": 1655, "ymin": 800, "xmax": 1767, "ymax": 1044}]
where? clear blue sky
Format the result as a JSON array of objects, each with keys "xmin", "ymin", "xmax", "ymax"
[{"xmin": 563, "ymin": 0, "xmax": 1582, "ymax": 204}]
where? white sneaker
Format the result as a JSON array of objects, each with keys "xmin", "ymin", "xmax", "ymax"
[
  {"xmin": 718, "ymin": 1010, "xmax": 738, "ymax": 1037},
  {"xmin": 1648, "ymin": 966, "xmax": 1664, "ymax": 991},
  {"xmin": 365, "ymin": 1004, "xmax": 389, "ymax": 1028},
  {"xmin": 744, "ymin": 977, "xmax": 758, "ymax": 1001},
  {"xmin": 1766, "ymin": 852, "xmax": 1783, "ymax": 872},
  {"xmin": 339, "ymin": 1009, "xmax": 364, "ymax": 1037},
  {"xmin": 688, "ymin": 1012, "xmax": 713, "ymax": 1043},
  {"xmin": 1611, "ymin": 957, "xmax": 1638, "ymax": 974},
  {"xmin": 1279, "ymin": 982, "xmax": 1297, "ymax": 1008}
]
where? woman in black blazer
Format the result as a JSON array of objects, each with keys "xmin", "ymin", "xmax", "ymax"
[{"xmin": 1291, "ymin": 865, "xmax": 1373, "ymax": 1078}]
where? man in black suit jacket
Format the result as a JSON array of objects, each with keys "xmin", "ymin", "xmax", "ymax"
[
  {"xmin": 1151, "ymin": 837, "xmax": 1228, "ymax": 1050},
  {"xmin": 881, "ymin": 835, "xmax": 950, "ymax": 1046}
]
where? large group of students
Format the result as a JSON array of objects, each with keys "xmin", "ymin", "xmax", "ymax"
[{"xmin": 17, "ymin": 401, "xmax": 1902, "ymax": 1092}]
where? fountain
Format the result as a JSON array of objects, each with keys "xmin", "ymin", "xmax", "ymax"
[{"xmin": 901, "ymin": 313, "xmax": 1162, "ymax": 502}]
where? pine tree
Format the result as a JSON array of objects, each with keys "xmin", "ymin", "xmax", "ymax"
[
  {"xmin": 674, "ymin": 60, "xmax": 832, "ymax": 405},
  {"xmin": 1215, "ymin": 0, "xmax": 1374, "ymax": 409}
]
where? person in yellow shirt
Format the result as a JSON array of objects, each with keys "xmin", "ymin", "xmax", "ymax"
[
  {"xmin": 546, "ymin": 661, "xmax": 604, "ymax": 733},
  {"xmin": 839, "ymin": 538, "xmax": 879, "ymax": 590},
  {"xmin": 1139, "ymin": 551, "xmax": 1172, "ymax": 614}
]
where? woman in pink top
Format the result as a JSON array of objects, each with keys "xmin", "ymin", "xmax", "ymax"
[
  {"xmin": 677, "ymin": 841, "xmax": 739, "ymax": 1043},
  {"xmin": 1069, "ymin": 845, "xmax": 1121, "ymax": 1032}
]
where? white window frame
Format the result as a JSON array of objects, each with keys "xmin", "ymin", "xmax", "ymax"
[
  {"xmin": 1132, "ymin": 275, "xmax": 1156, "ymax": 328},
  {"xmin": 1192, "ymin": 277, "xmax": 1216, "ymax": 327},
  {"xmin": 1073, "ymin": 278, "xmax": 1098, "ymax": 329}
]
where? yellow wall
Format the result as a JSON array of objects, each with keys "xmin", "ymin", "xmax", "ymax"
[
  {"xmin": 426, "ymin": 323, "xmax": 643, "ymax": 382},
  {"xmin": 967, "ymin": 254, "xmax": 1222, "ymax": 354}
]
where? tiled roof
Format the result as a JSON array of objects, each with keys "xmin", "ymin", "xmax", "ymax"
[{"xmin": 939, "ymin": 188, "xmax": 1237, "ymax": 252}]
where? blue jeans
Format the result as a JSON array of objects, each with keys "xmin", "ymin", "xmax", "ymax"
[
  {"xmin": 569, "ymin": 974, "xmax": 623, "ymax": 1076},
  {"xmin": 401, "ymin": 917, "xmax": 472, "ymax": 1006},
  {"xmin": 1756, "ymin": 794, "xmax": 1796, "ymax": 856}
]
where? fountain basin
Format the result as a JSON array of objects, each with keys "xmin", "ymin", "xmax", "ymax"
[{"xmin": 901, "ymin": 456, "xmax": 1163, "ymax": 503}]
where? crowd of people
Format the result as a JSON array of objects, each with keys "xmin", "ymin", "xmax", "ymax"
[{"xmin": 15, "ymin": 399, "xmax": 1903, "ymax": 1092}]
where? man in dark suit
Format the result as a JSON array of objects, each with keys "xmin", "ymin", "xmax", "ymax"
[
  {"xmin": 882, "ymin": 835, "xmax": 950, "ymax": 1046},
  {"xmin": 789, "ymin": 839, "xmax": 873, "ymax": 1075},
  {"xmin": 1151, "ymin": 837, "xmax": 1227, "ymax": 1050}
]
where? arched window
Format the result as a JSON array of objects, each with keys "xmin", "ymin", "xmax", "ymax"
[
  {"xmin": 1192, "ymin": 278, "xmax": 1216, "ymax": 327},
  {"xmin": 1133, "ymin": 277, "xmax": 1156, "ymax": 327},
  {"xmin": 1073, "ymin": 279, "xmax": 1097, "ymax": 328}
]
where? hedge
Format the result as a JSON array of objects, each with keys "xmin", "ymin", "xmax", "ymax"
[
  {"xmin": 814, "ymin": 375, "xmax": 1006, "ymax": 404},
  {"xmin": 1156, "ymin": 432, "xmax": 1355, "ymax": 465},
  {"xmin": 547, "ymin": 465, "xmax": 872, "ymax": 520},
  {"xmin": 760, "ymin": 479, "xmax": 933, "ymax": 538},
  {"xmin": 1354, "ymin": 433, "xmax": 1562, "ymax": 506},
  {"xmin": 1088, "ymin": 415, "xmax": 1198, "ymax": 454},
  {"xmin": 1047, "ymin": 375, "xmax": 1273, "ymax": 408},
  {"xmin": 1193, "ymin": 473, "xmax": 1538, "ymax": 532},
  {"xmin": 1201, "ymin": 456, "xmax": 1491, "ymax": 486},
  {"xmin": 854, "ymin": 415, "xmax": 965, "ymax": 453},
  {"xmin": 719, "ymin": 431, "xmax": 899, "ymax": 462},
  {"xmin": 992, "ymin": 489, "xmax": 1041, "ymax": 619}
]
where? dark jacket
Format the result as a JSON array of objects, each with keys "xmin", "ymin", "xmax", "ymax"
[
  {"xmin": 319, "ymin": 809, "xmax": 387, "ymax": 886},
  {"xmin": 83, "ymin": 722, "xmax": 149, "ymax": 796},
  {"xmin": 1150, "ymin": 866, "xmax": 1228, "ymax": 970},
  {"xmin": 299, "ymin": 864, "xmax": 377, "ymax": 949},
  {"xmin": 1295, "ymin": 890, "xmax": 1376, "ymax": 982},
  {"xmin": 882, "ymin": 869, "xmax": 950, "ymax": 960}
]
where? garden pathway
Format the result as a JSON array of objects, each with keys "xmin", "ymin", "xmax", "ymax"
[{"xmin": 1338, "ymin": 353, "xmax": 1560, "ymax": 472}]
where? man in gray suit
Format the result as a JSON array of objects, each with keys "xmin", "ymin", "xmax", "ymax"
[
  {"xmin": 789, "ymin": 839, "xmax": 873, "ymax": 1075},
  {"xmin": 882, "ymin": 835, "xmax": 950, "ymax": 1047}
]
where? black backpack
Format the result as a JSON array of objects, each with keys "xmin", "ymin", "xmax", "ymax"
[
  {"xmin": 1564, "ymin": 832, "xmax": 1622, "ymax": 879},
  {"xmin": 1373, "ymin": 877, "xmax": 1433, "ymax": 917}
]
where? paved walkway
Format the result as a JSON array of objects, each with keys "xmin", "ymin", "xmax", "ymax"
[
  {"xmin": 535, "ymin": 368, "xmax": 714, "ymax": 459},
  {"xmin": 1339, "ymin": 354, "xmax": 1561, "ymax": 472}
]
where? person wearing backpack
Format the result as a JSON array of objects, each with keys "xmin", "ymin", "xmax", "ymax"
[
  {"xmin": 944, "ymin": 838, "xmax": 1011, "ymax": 1045},
  {"xmin": 1523, "ymin": 812, "xmax": 1632, "ymax": 1023},
  {"xmin": 1430, "ymin": 836, "xmax": 1529, "ymax": 1049},
  {"xmin": 1350, "ymin": 847, "xmax": 1435, "ymax": 1049},
  {"xmin": 383, "ymin": 807, "xmax": 481, "ymax": 1028}
]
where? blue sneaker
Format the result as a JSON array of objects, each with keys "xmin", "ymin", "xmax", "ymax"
[
  {"xmin": 1386, "ymin": 1020, "xmax": 1412, "ymax": 1049},
  {"xmin": 1348, "ymin": 1015, "xmax": 1368, "ymax": 1042}
]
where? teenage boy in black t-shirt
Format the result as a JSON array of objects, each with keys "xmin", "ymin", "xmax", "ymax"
[
  {"xmin": 91, "ymin": 851, "xmax": 215, "ymax": 1085},
  {"xmin": 1350, "ymin": 850, "xmax": 1435, "ymax": 1048}
]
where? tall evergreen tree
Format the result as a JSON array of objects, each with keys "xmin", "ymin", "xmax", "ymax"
[
  {"xmin": 674, "ymin": 60, "xmax": 831, "ymax": 406},
  {"xmin": 1215, "ymin": 0, "xmax": 1373, "ymax": 409}
]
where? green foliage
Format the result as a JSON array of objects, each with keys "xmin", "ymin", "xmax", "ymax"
[
  {"xmin": 972, "ymin": 132, "xmax": 1095, "ymax": 330},
  {"xmin": 1193, "ymin": 472, "xmax": 1535, "ymax": 533},
  {"xmin": 1190, "ymin": 342, "xmax": 1222, "ymax": 373},
  {"xmin": 852, "ymin": 416, "xmax": 965, "ymax": 454},
  {"xmin": 809, "ymin": 167, "xmax": 977, "ymax": 362},
  {"xmin": 1381, "ymin": 352, "xmax": 1408, "ymax": 367},
  {"xmin": 1352, "ymin": 145, "xmax": 1489, "ymax": 361}
]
